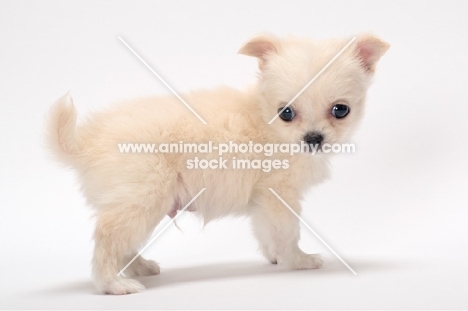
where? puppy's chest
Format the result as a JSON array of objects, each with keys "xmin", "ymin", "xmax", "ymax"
[{"xmin": 285, "ymin": 156, "xmax": 330, "ymax": 192}]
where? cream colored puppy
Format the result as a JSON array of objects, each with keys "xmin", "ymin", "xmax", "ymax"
[{"xmin": 47, "ymin": 33, "xmax": 388, "ymax": 294}]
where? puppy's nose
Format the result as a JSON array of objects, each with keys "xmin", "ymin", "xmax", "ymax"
[{"xmin": 304, "ymin": 132, "xmax": 324, "ymax": 146}]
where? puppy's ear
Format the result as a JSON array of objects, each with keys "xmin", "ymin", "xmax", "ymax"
[
  {"xmin": 238, "ymin": 34, "xmax": 280, "ymax": 69},
  {"xmin": 355, "ymin": 34, "xmax": 390, "ymax": 73}
]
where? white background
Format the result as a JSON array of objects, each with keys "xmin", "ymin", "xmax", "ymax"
[{"xmin": 1, "ymin": 0, "xmax": 468, "ymax": 309}]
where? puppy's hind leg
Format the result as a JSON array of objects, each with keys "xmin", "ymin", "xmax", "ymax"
[
  {"xmin": 92, "ymin": 198, "xmax": 171, "ymax": 295},
  {"xmin": 124, "ymin": 254, "xmax": 160, "ymax": 277}
]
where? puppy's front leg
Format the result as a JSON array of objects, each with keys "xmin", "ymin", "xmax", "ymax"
[{"xmin": 251, "ymin": 190, "xmax": 323, "ymax": 269}]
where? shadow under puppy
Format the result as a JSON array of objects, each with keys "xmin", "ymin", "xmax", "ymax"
[{"xmin": 46, "ymin": 33, "xmax": 389, "ymax": 294}]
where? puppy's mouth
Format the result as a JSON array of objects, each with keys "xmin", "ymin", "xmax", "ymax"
[{"xmin": 305, "ymin": 143, "xmax": 323, "ymax": 153}]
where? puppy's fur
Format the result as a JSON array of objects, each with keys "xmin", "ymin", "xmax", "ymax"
[{"xmin": 46, "ymin": 34, "xmax": 388, "ymax": 294}]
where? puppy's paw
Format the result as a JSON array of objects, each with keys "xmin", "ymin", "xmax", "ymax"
[
  {"xmin": 290, "ymin": 253, "xmax": 323, "ymax": 270},
  {"xmin": 137, "ymin": 259, "xmax": 161, "ymax": 276},
  {"xmin": 99, "ymin": 278, "xmax": 145, "ymax": 295},
  {"xmin": 126, "ymin": 258, "xmax": 161, "ymax": 277},
  {"xmin": 259, "ymin": 248, "xmax": 278, "ymax": 265}
]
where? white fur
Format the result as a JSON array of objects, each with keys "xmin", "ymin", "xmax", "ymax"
[{"xmin": 46, "ymin": 33, "xmax": 388, "ymax": 294}]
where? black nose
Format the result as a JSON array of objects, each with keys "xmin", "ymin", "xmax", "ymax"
[{"xmin": 304, "ymin": 132, "xmax": 324, "ymax": 146}]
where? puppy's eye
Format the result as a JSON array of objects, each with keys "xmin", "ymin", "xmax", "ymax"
[
  {"xmin": 331, "ymin": 104, "xmax": 350, "ymax": 119},
  {"xmin": 278, "ymin": 107, "xmax": 296, "ymax": 121}
]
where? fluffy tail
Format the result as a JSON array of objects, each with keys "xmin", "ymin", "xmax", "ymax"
[{"xmin": 45, "ymin": 92, "xmax": 82, "ymax": 165}]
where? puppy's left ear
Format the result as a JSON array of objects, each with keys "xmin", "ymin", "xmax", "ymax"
[
  {"xmin": 238, "ymin": 34, "xmax": 280, "ymax": 70},
  {"xmin": 355, "ymin": 34, "xmax": 390, "ymax": 73}
]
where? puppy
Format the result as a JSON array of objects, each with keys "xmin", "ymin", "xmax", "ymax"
[{"xmin": 46, "ymin": 33, "xmax": 388, "ymax": 294}]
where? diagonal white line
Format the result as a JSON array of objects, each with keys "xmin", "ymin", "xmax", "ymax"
[
  {"xmin": 268, "ymin": 188, "xmax": 357, "ymax": 275},
  {"xmin": 118, "ymin": 36, "xmax": 207, "ymax": 124},
  {"xmin": 268, "ymin": 37, "xmax": 357, "ymax": 124},
  {"xmin": 117, "ymin": 188, "xmax": 206, "ymax": 276}
]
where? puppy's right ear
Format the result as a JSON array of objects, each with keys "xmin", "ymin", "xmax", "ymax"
[
  {"xmin": 238, "ymin": 34, "xmax": 280, "ymax": 70},
  {"xmin": 355, "ymin": 34, "xmax": 390, "ymax": 73}
]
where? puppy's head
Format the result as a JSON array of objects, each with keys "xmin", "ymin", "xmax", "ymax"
[{"xmin": 239, "ymin": 33, "xmax": 389, "ymax": 150}]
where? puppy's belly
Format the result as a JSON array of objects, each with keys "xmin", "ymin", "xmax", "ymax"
[{"xmin": 166, "ymin": 197, "xmax": 196, "ymax": 218}]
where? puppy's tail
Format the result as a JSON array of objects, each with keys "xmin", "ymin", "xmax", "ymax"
[{"xmin": 45, "ymin": 92, "xmax": 83, "ymax": 166}]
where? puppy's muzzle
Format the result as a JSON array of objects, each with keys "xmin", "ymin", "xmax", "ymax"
[{"xmin": 304, "ymin": 132, "xmax": 324, "ymax": 151}]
